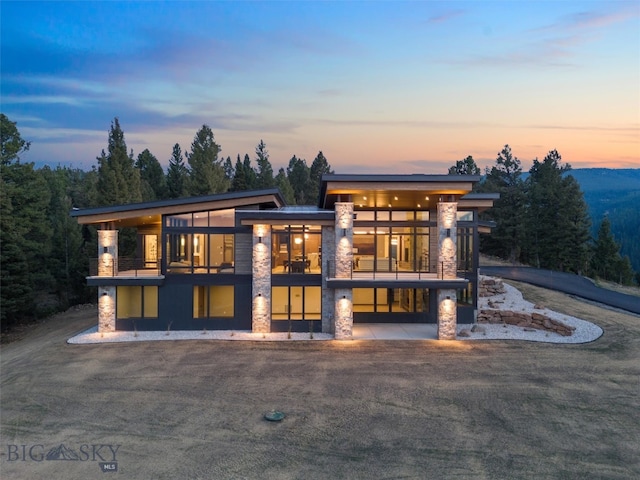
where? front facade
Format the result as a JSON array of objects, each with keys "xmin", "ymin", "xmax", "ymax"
[{"xmin": 72, "ymin": 175, "xmax": 496, "ymax": 340}]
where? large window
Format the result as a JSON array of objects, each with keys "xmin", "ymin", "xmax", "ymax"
[
  {"xmin": 271, "ymin": 226, "xmax": 321, "ymax": 274},
  {"xmin": 352, "ymin": 226, "xmax": 430, "ymax": 273},
  {"xmin": 271, "ymin": 286, "xmax": 321, "ymax": 320},
  {"xmin": 353, "ymin": 288, "xmax": 429, "ymax": 313},
  {"xmin": 167, "ymin": 233, "xmax": 234, "ymax": 274},
  {"xmin": 193, "ymin": 285, "xmax": 234, "ymax": 318},
  {"xmin": 116, "ymin": 286, "xmax": 158, "ymax": 319}
]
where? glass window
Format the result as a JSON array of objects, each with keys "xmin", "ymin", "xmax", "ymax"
[
  {"xmin": 117, "ymin": 286, "xmax": 158, "ymax": 319},
  {"xmin": 271, "ymin": 226, "xmax": 321, "ymax": 274},
  {"xmin": 209, "ymin": 209, "xmax": 235, "ymax": 227},
  {"xmin": 416, "ymin": 211, "xmax": 430, "ymax": 221},
  {"xmin": 354, "ymin": 210, "xmax": 375, "ymax": 221},
  {"xmin": 193, "ymin": 212, "xmax": 208, "ymax": 227},
  {"xmin": 457, "ymin": 211, "xmax": 473, "ymax": 221},
  {"xmin": 376, "ymin": 211, "xmax": 390, "ymax": 221},
  {"xmin": 391, "ymin": 211, "xmax": 414, "ymax": 221},
  {"xmin": 271, "ymin": 286, "xmax": 321, "ymax": 320},
  {"xmin": 193, "ymin": 285, "xmax": 234, "ymax": 318},
  {"xmin": 166, "ymin": 213, "xmax": 192, "ymax": 227}
]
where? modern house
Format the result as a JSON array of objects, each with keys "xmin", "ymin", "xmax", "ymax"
[{"xmin": 71, "ymin": 174, "xmax": 497, "ymax": 340}]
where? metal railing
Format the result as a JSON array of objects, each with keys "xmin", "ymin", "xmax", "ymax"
[
  {"xmin": 325, "ymin": 258, "xmax": 472, "ymax": 281},
  {"xmin": 89, "ymin": 257, "xmax": 162, "ymax": 277}
]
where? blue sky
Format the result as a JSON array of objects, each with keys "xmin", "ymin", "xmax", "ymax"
[{"xmin": 2, "ymin": 1, "xmax": 638, "ymax": 173}]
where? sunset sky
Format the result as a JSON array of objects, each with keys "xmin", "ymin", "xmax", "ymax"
[{"xmin": 2, "ymin": 1, "xmax": 638, "ymax": 174}]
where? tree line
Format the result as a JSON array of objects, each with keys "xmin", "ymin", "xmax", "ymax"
[
  {"xmin": 448, "ymin": 146, "xmax": 636, "ymax": 284},
  {"xmin": 1, "ymin": 114, "xmax": 636, "ymax": 333}
]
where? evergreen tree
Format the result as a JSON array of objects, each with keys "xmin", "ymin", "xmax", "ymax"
[
  {"xmin": 479, "ymin": 145, "xmax": 526, "ymax": 262},
  {"xmin": 275, "ymin": 167, "xmax": 295, "ymax": 204},
  {"xmin": 166, "ymin": 143, "xmax": 188, "ymax": 199},
  {"xmin": 185, "ymin": 125, "xmax": 228, "ymax": 196},
  {"xmin": 592, "ymin": 216, "xmax": 622, "ymax": 281},
  {"xmin": 448, "ymin": 155, "xmax": 481, "ymax": 176},
  {"xmin": 243, "ymin": 153, "xmax": 257, "ymax": 190},
  {"xmin": 223, "ymin": 156, "xmax": 234, "ymax": 182},
  {"xmin": 1, "ymin": 113, "xmax": 31, "ymax": 165},
  {"xmin": 308, "ymin": 151, "xmax": 333, "ymax": 205},
  {"xmin": 287, "ymin": 155, "xmax": 310, "ymax": 205},
  {"xmin": 230, "ymin": 154, "xmax": 248, "ymax": 192},
  {"xmin": 136, "ymin": 149, "xmax": 167, "ymax": 201},
  {"xmin": 95, "ymin": 118, "xmax": 142, "ymax": 206},
  {"xmin": 254, "ymin": 140, "xmax": 275, "ymax": 188}
]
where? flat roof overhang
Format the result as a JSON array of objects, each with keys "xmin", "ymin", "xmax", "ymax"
[
  {"xmin": 320, "ymin": 174, "xmax": 481, "ymax": 210},
  {"xmin": 71, "ymin": 189, "xmax": 285, "ymax": 226},
  {"xmin": 326, "ymin": 278, "xmax": 469, "ymax": 289}
]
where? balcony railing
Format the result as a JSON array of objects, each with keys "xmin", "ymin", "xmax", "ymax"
[
  {"xmin": 325, "ymin": 258, "xmax": 471, "ymax": 281},
  {"xmin": 89, "ymin": 257, "xmax": 162, "ymax": 277}
]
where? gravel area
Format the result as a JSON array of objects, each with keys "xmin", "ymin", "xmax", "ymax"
[{"xmin": 68, "ymin": 277, "xmax": 603, "ymax": 345}]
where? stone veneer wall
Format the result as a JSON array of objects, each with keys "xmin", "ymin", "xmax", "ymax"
[
  {"xmin": 321, "ymin": 225, "xmax": 336, "ymax": 333},
  {"xmin": 437, "ymin": 202, "xmax": 457, "ymax": 279},
  {"xmin": 252, "ymin": 224, "xmax": 271, "ymax": 333},
  {"xmin": 98, "ymin": 230, "xmax": 118, "ymax": 277},
  {"xmin": 334, "ymin": 202, "xmax": 354, "ymax": 338},
  {"xmin": 437, "ymin": 289, "xmax": 457, "ymax": 340},
  {"xmin": 98, "ymin": 286, "xmax": 116, "ymax": 332}
]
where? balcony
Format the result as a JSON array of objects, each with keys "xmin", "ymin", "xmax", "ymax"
[
  {"xmin": 324, "ymin": 259, "xmax": 470, "ymax": 289},
  {"xmin": 89, "ymin": 257, "xmax": 163, "ymax": 278}
]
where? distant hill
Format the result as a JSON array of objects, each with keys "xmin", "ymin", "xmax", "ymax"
[{"xmin": 567, "ymin": 168, "xmax": 640, "ymax": 272}]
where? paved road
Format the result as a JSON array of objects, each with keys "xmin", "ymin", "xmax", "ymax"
[{"xmin": 480, "ymin": 266, "xmax": 640, "ymax": 315}]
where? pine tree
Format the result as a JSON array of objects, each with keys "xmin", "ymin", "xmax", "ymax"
[
  {"xmin": 96, "ymin": 118, "xmax": 142, "ymax": 206},
  {"xmin": 592, "ymin": 217, "xmax": 622, "ymax": 280},
  {"xmin": 448, "ymin": 155, "xmax": 481, "ymax": 176},
  {"xmin": 230, "ymin": 154, "xmax": 248, "ymax": 192},
  {"xmin": 255, "ymin": 140, "xmax": 275, "ymax": 188},
  {"xmin": 1, "ymin": 113, "xmax": 30, "ymax": 165},
  {"xmin": 243, "ymin": 153, "xmax": 257, "ymax": 190},
  {"xmin": 223, "ymin": 156, "xmax": 234, "ymax": 182},
  {"xmin": 479, "ymin": 145, "xmax": 526, "ymax": 262},
  {"xmin": 166, "ymin": 143, "xmax": 188, "ymax": 199},
  {"xmin": 275, "ymin": 167, "xmax": 295, "ymax": 204},
  {"xmin": 136, "ymin": 149, "xmax": 167, "ymax": 201},
  {"xmin": 287, "ymin": 155, "xmax": 310, "ymax": 205},
  {"xmin": 308, "ymin": 151, "xmax": 333, "ymax": 205},
  {"xmin": 186, "ymin": 125, "xmax": 228, "ymax": 196}
]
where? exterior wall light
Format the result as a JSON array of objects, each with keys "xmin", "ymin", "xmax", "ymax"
[
  {"xmin": 103, "ymin": 246, "xmax": 109, "ymax": 254},
  {"xmin": 102, "ymin": 292, "xmax": 108, "ymax": 296},
  {"xmin": 258, "ymin": 293, "xmax": 262, "ymax": 297},
  {"xmin": 258, "ymin": 236, "xmax": 263, "ymax": 243},
  {"xmin": 446, "ymin": 228, "xmax": 451, "ymax": 238}
]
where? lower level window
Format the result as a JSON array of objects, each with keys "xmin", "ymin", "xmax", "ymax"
[
  {"xmin": 272, "ymin": 286, "xmax": 321, "ymax": 320},
  {"xmin": 116, "ymin": 286, "xmax": 158, "ymax": 319},
  {"xmin": 193, "ymin": 285, "xmax": 234, "ymax": 318}
]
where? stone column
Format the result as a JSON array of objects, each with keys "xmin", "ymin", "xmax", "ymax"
[
  {"xmin": 334, "ymin": 288, "xmax": 353, "ymax": 340},
  {"xmin": 334, "ymin": 202, "xmax": 353, "ymax": 338},
  {"xmin": 98, "ymin": 286, "xmax": 116, "ymax": 333},
  {"xmin": 252, "ymin": 224, "xmax": 271, "ymax": 333},
  {"xmin": 437, "ymin": 199, "xmax": 458, "ymax": 339},
  {"xmin": 98, "ymin": 230, "xmax": 118, "ymax": 277},
  {"xmin": 321, "ymin": 225, "xmax": 335, "ymax": 333},
  {"xmin": 437, "ymin": 200, "xmax": 457, "ymax": 280},
  {"xmin": 437, "ymin": 289, "xmax": 457, "ymax": 340}
]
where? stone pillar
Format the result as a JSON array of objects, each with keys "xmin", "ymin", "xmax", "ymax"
[
  {"xmin": 437, "ymin": 200, "xmax": 458, "ymax": 339},
  {"xmin": 321, "ymin": 225, "xmax": 335, "ymax": 333},
  {"xmin": 98, "ymin": 286, "xmax": 116, "ymax": 333},
  {"xmin": 334, "ymin": 202, "xmax": 354, "ymax": 338},
  {"xmin": 437, "ymin": 289, "xmax": 457, "ymax": 340},
  {"xmin": 252, "ymin": 224, "xmax": 271, "ymax": 333},
  {"xmin": 98, "ymin": 230, "xmax": 118, "ymax": 277},
  {"xmin": 335, "ymin": 202, "xmax": 354, "ymax": 278},
  {"xmin": 334, "ymin": 288, "xmax": 353, "ymax": 340},
  {"xmin": 437, "ymin": 201, "xmax": 457, "ymax": 280}
]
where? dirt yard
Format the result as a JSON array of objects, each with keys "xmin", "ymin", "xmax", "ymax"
[{"xmin": 1, "ymin": 284, "xmax": 639, "ymax": 479}]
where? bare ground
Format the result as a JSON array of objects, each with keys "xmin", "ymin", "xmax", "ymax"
[{"xmin": 1, "ymin": 284, "xmax": 639, "ymax": 480}]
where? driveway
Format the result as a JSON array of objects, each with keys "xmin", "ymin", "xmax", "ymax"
[
  {"xmin": 1, "ymin": 296, "xmax": 639, "ymax": 479},
  {"xmin": 480, "ymin": 266, "xmax": 640, "ymax": 315}
]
